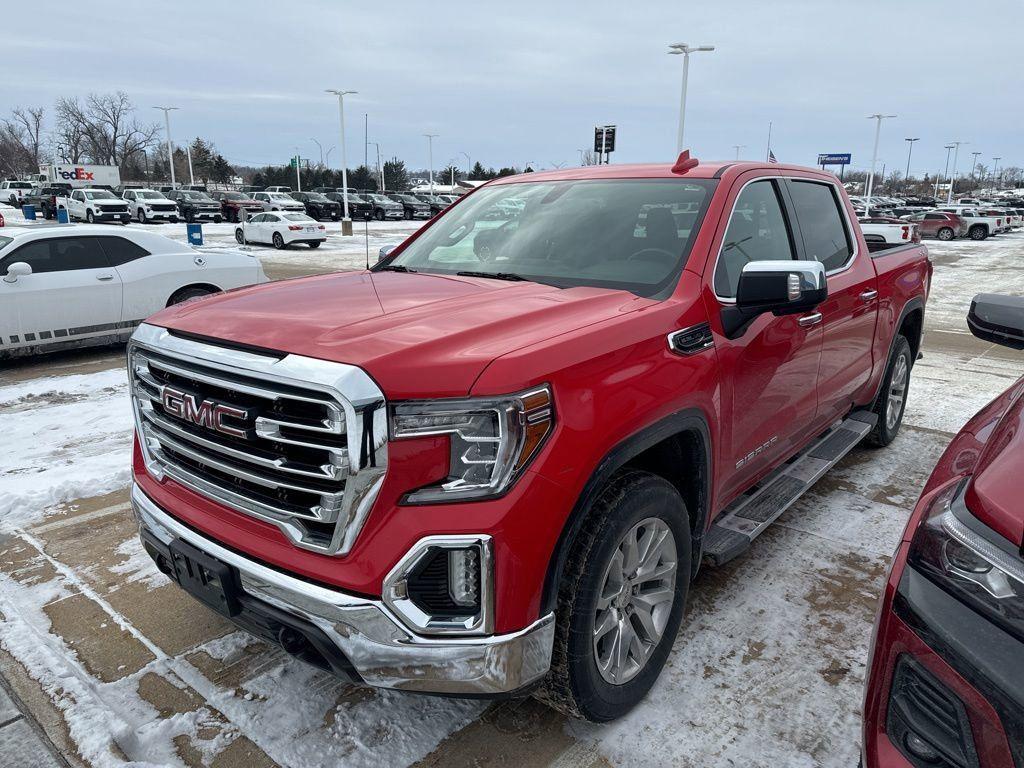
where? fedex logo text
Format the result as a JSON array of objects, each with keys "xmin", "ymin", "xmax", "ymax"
[{"xmin": 58, "ymin": 168, "xmax": 95, "ymax": 181}]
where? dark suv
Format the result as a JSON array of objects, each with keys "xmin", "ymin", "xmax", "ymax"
[
  {"xmin": 167, "ymin": 189, "xmax": 223, "ymax": 223},
  {"xmin": 324, "ymin": 191, "xmax": 374, "ymax": 220},
  {"xmin": 387, "ymin": 193, "xmax": 431, "ymax": 220},
  {"xmin": 23, "ymin": 184, "xmax": 72, "ymax": 219},
  {"xmin": 413, "ymin": 194, "xmax": 450, "ymax": 216},
  {"xmin": 290, "ymin": 192, "xmax": 341, "ymax": 221},
  {"xmin": 364, "ymin": 193, "xmax": 404, "ymax": 221}
]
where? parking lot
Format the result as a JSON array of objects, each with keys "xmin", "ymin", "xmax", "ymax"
[{"xmin": 0, "ymin": 205, "xmax": 1020, "ymax": 768}]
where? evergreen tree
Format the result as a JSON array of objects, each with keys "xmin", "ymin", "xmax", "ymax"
[
  {"xmin": 383, "ymin": 158, "xmax": 409, "ymax": 190},
  {"xmin": 470, "ymin": 161, "xmax": 487, "ymax": 179}
]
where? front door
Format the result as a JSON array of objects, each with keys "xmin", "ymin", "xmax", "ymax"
[{"xmin": 705, "ymin": 175, "xmax": 823, "ymax": 504}]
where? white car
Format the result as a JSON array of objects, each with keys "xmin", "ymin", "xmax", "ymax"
[
  {"xmin": 235, "ymin": 212, "xmax": 326, "ymax": 249},
  {"xmin": 121, "ymin": 189, "xmax": 180, "ymax": 223},
  {"xmin": 251, "ymin": 191, "xmax": 305, "ymax": 213},
  {"xmin": 62, "ymin": 188, "xmax": 132, "ymax": 224},
  {"xmin": 0, "ymin": 225, "xmax": 268, "ymax": 357},
  {"xmin": 0, "ymin": 181, "xmax": 33, "ymax": 206}
]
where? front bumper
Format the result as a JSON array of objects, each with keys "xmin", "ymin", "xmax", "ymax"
[
  {"xmin": 144, "ymin": 209, "xmax": 179, "ymax": 221},
  {"xmin": 131, "ymin": 482, "xmax": 555, "ymax": 695},
  {"xmin": 93, "ymin": 210, "xmax": 131, "ymax": 221}
]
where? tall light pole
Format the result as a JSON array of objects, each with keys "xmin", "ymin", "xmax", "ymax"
[
  {"xmin": 424, "ymin": 134, "xmax": 438, "ymax": 194},
  {"xmin": 903, "ymin": 137, "xmax": 919, "ymax": 192},
  {"xmin": 992, "ymin": 157, "xmax": 1002, "ymax": 187},
  {"xmin": 370, "ymin": 141, "xmax": 383, "ymax": 192},
  {"xmin": 732, "ymin": 144, "xmax": 746, "ymax": 160},
  {"xmin": 970, "ymin": 151, "xmax": 981, "ymax": 183},
  {"xmin": 310, "ymin": 137, "xmax": 324, "ymax": 166},
  {"xmin": 938, "ymin": 144, "xmax": 955, "ymax": 199},
  {"xmin": 153, "ymin": 106, "xmax": 179, "ymax": 188},
  {"xmin": 668, "ymin": 43, "xmax": 715, "ymax": 153},
  {"xmin": 186, "ymin": 144, "xmax": 195, "ymax": 186},
  {"xmin": 865, "ymin": 114, "xmax": 896, "ymax": 211},
  {"xmin": 947, "ymin": 141, "xmax": 965, "ymax": 203},
  {"xmin": 460, "ymin": 151, "xmax": 471, "ymax": 178},
  {"xmin": 326, "ymin": 89, "xmax": 357, "ymax": 234}
]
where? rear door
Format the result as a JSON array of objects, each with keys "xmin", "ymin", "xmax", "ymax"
[
  {"xmin": 706, "ymin": 174, "xmax": 823, "ymax": 501},
  {"xmin": 784, "ymin": 176, "xmax": 878, "ymax": 423},
  {"xmin": 0, "ymin": 235, "xmax": 122, "ymax": 348}
]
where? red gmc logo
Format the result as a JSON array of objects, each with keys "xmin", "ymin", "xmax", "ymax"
[{"xmin": 161, "ymin": 385, "xmax": 248, "ymax": 438}]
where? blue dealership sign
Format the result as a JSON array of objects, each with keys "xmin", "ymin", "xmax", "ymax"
[{"xmin": 817, "ymin": 153, "xmax": 852, "ymax": 166}]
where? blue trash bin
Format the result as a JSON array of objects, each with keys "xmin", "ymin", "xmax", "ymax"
[
  {"xmin": 56, "ymin": 208, "xmax": 69, "ymax": 224},
  {"xmin": 22, "ymin": 205, "xmax": 36, "ymax": 221},
  {"xmin": 186, "ymin": 223, "xmax": 203, "ymax": 246}
]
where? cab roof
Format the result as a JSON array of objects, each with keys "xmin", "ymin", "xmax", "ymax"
[{"xmin": 487, "ymin": 159, "xmax": 837, "ymax": 185}]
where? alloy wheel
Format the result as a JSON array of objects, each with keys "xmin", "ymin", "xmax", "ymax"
[
  {"xmin": 592, "ymin": 517, "xmax": 677, "ymax": 685},
  {"xmin": 887, "ymin": 354, "xmax": 909, "ymax": 431}
]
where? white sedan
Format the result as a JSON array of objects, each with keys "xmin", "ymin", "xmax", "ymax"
[
  {"xmin": 235, "ymin": 212, "xmax": 326, "ymax": 249},
  {"xmin": 0, "ymin": 224, "xmax": 268, "ymax": 358}
]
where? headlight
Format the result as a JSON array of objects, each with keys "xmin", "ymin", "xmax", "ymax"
[
  {"xmin": 391, "ymin": 386, "xmax": 553, "ymax": 503},
  {"xmin": 908, "ymin": 479, "xmax": 1024, "ymax": 643}
]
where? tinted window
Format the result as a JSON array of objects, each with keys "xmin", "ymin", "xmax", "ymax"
[
  {"xmin": 788, "ymin": 181, "xmax": 852, "ymax": 272},
  {"xmin": 0, "ymin": 237, "xmax": 109, "ymax": 274},
  {"xmin": 924, "ymin": 213, "xmax": 944, "ymax": 220},
  {"xmin": 97, "ymin": 236, "xmax": 150, "ymax": 265},
  {"xmin": 714, "ymin": 180, "xmax": 795, "ymax": 298}
]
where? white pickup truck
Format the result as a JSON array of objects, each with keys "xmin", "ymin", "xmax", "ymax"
[
  {"xmin": 61, "ymin": 188, "xmax": 132, "ymax": 224},
  {"xmin": 857, "ymin": 218, "xmax": 921, "ymax": 251},
  {"xmin": 936, "ymin": 206, "xmax": 1001, "ymax": 240},
  {"xmin": 0, "ymin": 181, "xmax": 33, "ymax": 207}
]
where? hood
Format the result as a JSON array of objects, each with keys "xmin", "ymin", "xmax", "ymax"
[
  {"xmin": 145, "ymin": 270, "xmax": 648, "ymax": 398},
  {"xmin": 963, "ymin": 378, "xmax": 1024, "ymax": 547}
]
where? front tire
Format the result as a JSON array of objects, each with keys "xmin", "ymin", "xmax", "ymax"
[
  {"xmin": 137, "ymin": 208, "xmax": 147, "ymax": 224},
  {"xmin": 272, "ymin": 232, "xmax": 286, "ymax": 249},
  {"xmin": 867, "ymin": 334, "xmax": 912, "ymax": 447},
  {"xmin": 538, "ymin": 470, "xmax": 691, "ymax": 722},
  {"xmin": 937, "ymin": 227, "xmax": 954, "ymax": 241},
  {"xmin": 374, "ymin": 209, "xmax": 384, "ymax": 221},
  {"xmin": 235, "ymin": 228, "xmax": 245, "ymax": 244},
  {"xmin": 86, "ymin": 210, "xmax": 95, "ymax": 223}
]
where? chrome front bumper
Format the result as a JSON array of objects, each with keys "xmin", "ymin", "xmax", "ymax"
[{"xmin": 131, "ymin": 483, "xmax": 554, "ymax": 695}]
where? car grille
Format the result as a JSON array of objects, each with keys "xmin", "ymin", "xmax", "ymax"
[
  {"xmin": 104, "ymin": 205, "xmax": 129, "ymax": 214},
  {"xmin": 128, "ymin": 324, "xmax": 388, "ymax": 556},
  {"xmin": 151, "ymin": 204, "xmax": 177, "ymax": 212}
]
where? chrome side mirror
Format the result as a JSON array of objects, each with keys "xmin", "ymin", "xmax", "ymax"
[
  {"xmin": 3, "ymin": 261, "xmax": 32, "ymax": 284},
  {"xmin": 722, "ymin": 260, "xmax": 827, "ymax": 339}
]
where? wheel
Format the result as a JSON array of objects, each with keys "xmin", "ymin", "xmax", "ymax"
[
  {"xmin": 235, "ymin": 228, "xmax": 245, "ymax": 244},
  {"xmin": 867, "ymin": 334, "xmax": 912, "ymax": 447},
  {"xmin": 537, "ymin": 470, "xmax": 691, "ymax": 722},
  {"xmin": 167, "ymin": 286, "xmax": 214, "ymax": 306},
  {"xmin": 404, "ymin": 209, "xmax": 412, "ymax": 220},
  {"xmin": 937, "ymin": 227, "xmax": 954, "ymax": 241},
  {"xmin": 86, "ymin": 209, "xmax": 95, "ymax": 223},
  {"xmin": 137, "ymin": 208, "xmax": 147, "ymax": 224},
  {"xmin": 374, "ymin": 209, "xmax": 384, "ymax": 221},
  {"xmin": 214, "ymin": 215, "xmax": 222, "ymax": 224},
  {"xmin": 308, "ymin": 240, "xmax": 321, "ymax": 249},
  {"xmin": 185, "ymin": 211, "xmax": 195, "ymax": 224},
  {"xmin": 272, "ymin": 232, "xmax": 285, "ymax": 249},
  {"xmin": 969, "ymin": 225, "xmax": 987, "ymax": 241}
]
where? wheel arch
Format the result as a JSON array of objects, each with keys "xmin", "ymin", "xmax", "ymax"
[
  {"xmin": 539, "ymin": 408, "xmax": 712, "ymax": 616},
  {"xmin": 166, "ymin": 282, "xmax": 222, "ymax": 306},
  {"xmin": 868, "ymin": 296, "xmax": 925, "ymax": 404}
]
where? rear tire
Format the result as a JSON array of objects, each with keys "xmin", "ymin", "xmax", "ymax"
[
  {"xmin": 867, "ymin": 334, "xmax": 912, "ymax": 447},
  {"xmin": 969, "ymin": 225, "xmax": 987, "ymax": 241},
  {"xmin": 537, "ymin": 470, "xmax": 691, "ymax": 722},
  {"xmin": 272, "ymin": 232, "xmax": 286, "ymax": 249},
  {"xmin": 308, "ymin": 241, "xmax": 322, "ymax": 249},
  {"xmin": 937, "ymin": 227, "xmax": 954, "ymax": 241},
  {"xmin": 167, "ymin": 286, "xmax": 214, "ymax": 306}
]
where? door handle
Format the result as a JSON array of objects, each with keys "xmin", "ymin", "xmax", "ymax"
[
  {"xmin": 859, "ymin": 289, "xmax": 878, "ymax": 302},
  {"xmin": 96, "ymin": 274, "xmax": 114, "ymax": 281},
  {"xmin": 797, "ymin": 312, "xmax": 823, "ymax": 328}
]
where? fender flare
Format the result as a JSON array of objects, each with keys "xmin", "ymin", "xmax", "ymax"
[
  {"xmin": 870, "ymin": 296, "xmax": 925, "ymax": 404},
  {"xmin": 539, "ymin": 407, "xmax": 712, "ymax": 616}
]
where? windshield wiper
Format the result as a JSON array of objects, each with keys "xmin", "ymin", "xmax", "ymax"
[
  {"xmin": 455, "ymin": 270, "xmax": 527, "ymax": 281},
  {"xmin": 377, "ymin": 264, "xmax": 417, "ymax": 273}
]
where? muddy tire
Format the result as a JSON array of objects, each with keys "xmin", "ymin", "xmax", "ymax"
[
  {"xmin": 536, "ymin": 470, "xmax": 691, "ymax": 722},
  {"xmin": 867, "ymin": 335, "xmax": 912, "ymax": 447}
]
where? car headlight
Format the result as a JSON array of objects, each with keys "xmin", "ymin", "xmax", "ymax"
[
  {"xmin": 391, "ymin": 386, "xmax": 553, "ymax": 503},
  {"xmin": 908, "ymin": 479, "xmax": 1024, "ymax": 643}
]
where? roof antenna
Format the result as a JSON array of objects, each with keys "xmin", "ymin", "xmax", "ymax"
[{"xmin": 671, "ymin": 150, "xmax": 699, "ymax": 174}]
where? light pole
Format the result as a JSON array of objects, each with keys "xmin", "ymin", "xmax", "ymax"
[
  {"xmin": 732, "ymin": 144, "xmax": 746, "ymax": 160},
  {"xmin": 293, "ymin": 147, "xmax": 302, "ymax": 192},
  {"xmin": 947, "ymin": 141, "xmax": 966, "ymax": 203},
  {"xmin": 865, "ymin": 114, "xmax": 896, "ymax": 211},
  {"xmin": 938, "ymin": 144, "xmax": 955, "ymax": 199},
  {"xmin": 327, "ymin": 89, "xmax": 357, "ymax": 234},
  {"xmin": 992, "ymin": 157, "xmax": 1002, "ymax": 188},
  {"xmin": 668, "ymin": 43, "xmax": 715, "ymax": 153},
  {"xmin": 460, "ymin": 151, "xmax": 471, "ymax": 178},
  {"xmin": 577, "ymin": 148, "xmax": 586, "ymax": 165},
  {"xmin": 903, "ymin": 138, "xmax": 919, "ymax": 192},
  {"xmin": 310, "ymin": 138, "xmax": 324, "ymax": 166},
  {"xmin": 152, "ymin": 106, "xmax": 179, "ymax": 188},
  {"xmin": 370, "ymin": 141, "xmax": 383, "ymax": 192},
  {"xmin": 424, "ymin": 134, "xmax": 438, "ymax": 194},
  {"xmin": 186, "ymin": 144, "xmax": 195, "ymax": 186}
]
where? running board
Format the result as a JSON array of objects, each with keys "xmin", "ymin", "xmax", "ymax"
[{"xmin": 702, "ymin": 410, "xmax": 877, "ymax": 567}]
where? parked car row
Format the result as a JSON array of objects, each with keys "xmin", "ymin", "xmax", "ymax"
[{"xmin": 851, "ymin": 193, "xmax": 1023, "ymax": 242}]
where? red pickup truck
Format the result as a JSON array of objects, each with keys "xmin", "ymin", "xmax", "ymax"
[
  {"xmin": 127, "ymin": 155, "xmax": 931, "ymax": 721},
  {"xmin": 862, "ymin": 295, "xmax": 1024, "ymax": 768}
]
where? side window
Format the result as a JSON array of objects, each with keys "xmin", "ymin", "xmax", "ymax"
[
  {"xmin": 714, "ymin": 180, "xmax": 795, "ymax": 298},
  {"xmin": 0, "ymin": 237, "xmax": 109, "ymax": 274},
  {"xmin": 787, "ymin": 181, "xmax": 853, "ymax": 272},
  {"xmin": 124, "ymin": 191, "xmax": 134, "ymax": 201},
  {"xmin": 924, "ymin": 213, "xmax": 943, "ymax": 221},
  {"xmin": 96, "ymin": 236, "xmax": 150, "ymax": 266},
  {"xmin": 72, "ymin": 191, "xmax": 83, "ymax": 201}
]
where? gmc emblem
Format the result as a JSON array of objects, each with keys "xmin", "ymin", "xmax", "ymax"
[{"xmin": 161, "ymin": 385, "xmax": 249, "ymax": 438}]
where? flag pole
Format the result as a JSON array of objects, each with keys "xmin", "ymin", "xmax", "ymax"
[{"xmin": 765, "ymin": 121, "xmax": 772, "ymax": 162}]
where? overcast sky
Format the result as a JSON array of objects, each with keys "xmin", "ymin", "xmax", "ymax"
[{"xmin": 4, "ymin": 0, "xmax": 1021, "ymax": 176}]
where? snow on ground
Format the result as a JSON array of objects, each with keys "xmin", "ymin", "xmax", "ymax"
[{"xmin": 0, "ymin": 227, "xmax": 1021, "ymax": 767}]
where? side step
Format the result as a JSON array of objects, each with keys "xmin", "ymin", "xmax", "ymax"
[{"xmin": 702, "ymin": 410, "xmax": 877, "ymax": 567}]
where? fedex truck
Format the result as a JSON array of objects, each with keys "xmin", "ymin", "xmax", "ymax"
[{"xmin": 39, "ymin": 164, "xmax": 121, "ymax": 189}]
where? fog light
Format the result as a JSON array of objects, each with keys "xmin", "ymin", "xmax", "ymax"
[
  {"xmin": 904, "ymin": 732, "xmax": 941, "ymax": 762},
  {"xmin": 449, "ymin": 548, "xmax": 480, "ymax": 607}
]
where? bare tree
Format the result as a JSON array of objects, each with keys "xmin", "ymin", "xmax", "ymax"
[
  {"xmin": 54, "ymin": 92, "xmax": 160, "ymax": 170},
  {"xmin": 0, "ymin": 106, "xmax": 45, "ymax": 174}
]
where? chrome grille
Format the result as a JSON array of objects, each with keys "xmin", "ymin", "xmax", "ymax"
[{"xmin": 128, "ymin": 323, "xmax": 388, "ymax": 556}]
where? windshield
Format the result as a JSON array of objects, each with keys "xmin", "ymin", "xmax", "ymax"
[
  {"xmin": 137, "ymin": 191, "xmax": 164, "ymax": 199},
  {"xmin": 84, "ymin": 190, "xmax": 117, "ymax": 200},
  {"xmin": 222, "ymin": 192, "xmax": 247, "ymax": 200},
  {"xmin": 10, "ymin": 182, "xmax": 32, "ymax": 189},
  {"xmin": 269, "ymin": 193, "xmax": 292, "ymax": 200},
  {"xmin": 384, "ymin": 179, "xmax": 716, "ymax": 297},
  {"xmin": 183, "ymin": 191, "xmax": 213, "ymax": 201},
  {"xmin": 368, "ymin": 195, "xmax": 393, "ymax": 204},
  {"xmin": 305, "ymin": 194, "xmax": 329, "ymax": 201}
]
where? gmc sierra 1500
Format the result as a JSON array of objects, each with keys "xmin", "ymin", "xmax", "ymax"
[{"xmin": 127, "ymin": 155, "xmax": 931, "ymax": 721}]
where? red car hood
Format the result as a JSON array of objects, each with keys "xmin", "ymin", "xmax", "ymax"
[
  {"xmin": 964, "ymin": 378, "xmax": 1024, "ymax": 547},
  {"xmin": 145, "ymin": 270, "xmax": 649, "ymax": 398}
]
